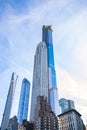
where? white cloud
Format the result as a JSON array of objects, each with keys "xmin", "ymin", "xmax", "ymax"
[
  {"xmin": 54, "ymin": 9, "xmax": 87, "ymax": 123},
  {"xmin": 56, "ymin": 66, "xmax": 87, "ymax": 123}
]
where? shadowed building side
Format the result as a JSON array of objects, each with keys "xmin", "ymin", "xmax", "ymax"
[{"xmin": 7, "ymin": 116, "xmax": 18, "ymax": 130}]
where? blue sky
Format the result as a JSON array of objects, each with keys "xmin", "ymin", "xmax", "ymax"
[{"xmin": 0, "ymin": 0, "xmax": 87, "ymax": 124}]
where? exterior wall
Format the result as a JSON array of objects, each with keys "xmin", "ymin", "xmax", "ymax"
[
  {"xmin": 1, "ymin": 72, "xmax": 17, "ymax": 130},
  {"xmin": 58, "ymin": 110, "xmax": 84, "ymax": 130},
  {"xmin": 69, "ymin": 100, "xmax": 75, "ymax": 109},
  {"xmin": 17, "ymin": 78, "xmax": 30, "ymax": 124},
  {"xmin": 7, "ymin": 116, "xmax": 18, "ymax": 130},
  {"xmin": 34, "ymin": 96, "xmax": 58, "ymax": 130},
  {"xmin": 59, "ymin": 98, "xmax": 75, "ymax": 113},
  {"xmin": 30, "ymin": 42, "xmax": 48, "ymax": 121},
  {"xmin": 30, "ymin": 25, "xmax": 59, "ymax": 121},
  {"xmin": 42, "ymin": 25, "xmax": 59, "ymax": 116}
]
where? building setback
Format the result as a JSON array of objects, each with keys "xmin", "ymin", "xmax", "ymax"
[
  {"xmin": 17, "ymin": 78, "xmax": 30, "ymax": 124},
  {"xmin": 1, "ymin": 72, "xmax": 18, "ymax": 130},
  {"xmin": 58, "ymin": 109, "xmax": 84, "ymax": 130},
  {"xmin": 34, "ymin": 96, "xmax": 58, "ymax": 130}
]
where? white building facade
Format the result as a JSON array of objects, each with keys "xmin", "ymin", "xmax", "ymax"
[
  {"xmin": 30, "ymin": 42, "xmax": 48, "ymax": 121},
  {"xmin": 58, "ymin": 109, "xmax": 84, "ymax": 130}
]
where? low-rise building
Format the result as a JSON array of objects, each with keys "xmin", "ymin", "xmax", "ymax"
[{"xmin": 58, "ymin": 109, "xmax": 84, "ymax": 130}]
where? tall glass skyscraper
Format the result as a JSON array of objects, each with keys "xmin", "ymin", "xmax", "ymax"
[
  {"xmin": 30, "ymin": 42, "xmax": 48, "ymax": 121},
  {"xmin": 1, "ymin": 72, "xmax": 18, "ymax": 130},
  {"xmin": 17, "ymin": 78, "xmax": 30, "ymax": 124},
  {"xmin": 30, "ymin": 25, "xmax": 59, "ymax": 121},
  {"xmin": 42, "ymin": 25, "xmax": 59, "ymax": 116}
]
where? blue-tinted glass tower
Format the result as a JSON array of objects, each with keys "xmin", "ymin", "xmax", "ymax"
[
  {"xmin": 42, "ymin": 25, "xmax": 59, "ymax": 116},
  {"xmin": 1, "ymin": 72, "xmax": 18, "ymax": 130},
  {"xmin": 59, "ymin": 98, "xmax": 75, "ymax": 113},
  {"xmin": 17, "ymin": 78, "xmax": 30, "ymax": 124}
]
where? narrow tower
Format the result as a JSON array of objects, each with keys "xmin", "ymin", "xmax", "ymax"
[
  {"xmin": 30, "ymin": 42, "xmax": 48, "ymax": 121},
  {"xmin": 42, "ymin": 25, "xmax": 59, "ymax": 116},
  {"xmin": 1, "ymin": 72, "xmax": 18, "ymax": 130},
  {"xmin": 17, "ymin": 78, "xmax": 30, "ymax": 124}
]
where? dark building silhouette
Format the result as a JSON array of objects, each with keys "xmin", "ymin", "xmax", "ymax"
[
  {"xmin": 7, "ymin": 116, "xmax": 18, "ymax": 130},
  {"xmin": 34, "ymin": 96, "xmax": 58, "ymax": 130},
  {"xmin": 18, "ymin": 120, "xmax": 34, "ymax": 130},
  {"xmin": 22, "ymin": 120, "xmax": 34, "ymax": 130}
]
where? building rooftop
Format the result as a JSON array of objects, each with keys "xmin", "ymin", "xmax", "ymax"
[
  {"xmin": 43, "ymin": 25, "xmax": 53, "ymax": 31},
  {"xmin": 58, "ymin": 109, "xmax": 81, "ymax": 117}
]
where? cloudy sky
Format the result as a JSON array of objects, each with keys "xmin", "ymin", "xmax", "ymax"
[{"xmin": 0, "ymin": 0, "xmax": 87, "ymax": 124}]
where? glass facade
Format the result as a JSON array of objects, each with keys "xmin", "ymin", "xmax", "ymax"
[
  {"xmin": 1, "ymin": 72, "xmax": 17, "ymax": 130},
  {"xmin": 59, "ymin": 98, "xmax": 75, "ymax": 113},
  {"xmin": 30, "ymin": 25, "xmax": 59, "ymax": 121},
  {"xmin": 17, "ymin": 78, "xmax": 30, "ymax": 124},
  {"xmin": 42, "ymin": 25, "xmax": 59, "ymax": 116}
]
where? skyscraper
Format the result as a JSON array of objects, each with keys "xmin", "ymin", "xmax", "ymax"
[
  {"xmin": 30, "ymin": 42, "xmax": 48, "ymax": 121},
  {"xmin": 59, "ymin": 98, "xmax": 75, "ymax": 113},
  {"xmin": 1, "ymin": 72, "xmax": 18, "ymax": 130},
  {"xmin": 30, "ymin": 25, "xmax": 59, "ymax": 121},
  {"xmin": 42, "ymin": 25, "xmax": 59, "ymax": 116},
  {"xmin": 17, "ymin": 78, "xmax": 30, "ymax": 124}
]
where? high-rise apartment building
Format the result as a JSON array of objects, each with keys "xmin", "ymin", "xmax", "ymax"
[
  {"xmin": 34, "ymin": 96, "xmax": 58, "ymax": 130},
  {"xmin": 17, "ymin": 78, "xmax": 30, "ymax": 124},
  {"xmin": 1, "ymin": 72, "xmax": 18, "ymax": 130},
  {"xmin": 30, "ymin": 41, "xmax": 48, "ymax": 121},
  {"xmin": 59, "ymin": 98, "xmax": 75, "ymax": 113},
  {"xmin": 42, "ymin": 25, "xmax": 59, "ymax": 115},
  {"xmin": 30, "ymin": 25, "xmax": 59, "ymax": 121}
]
